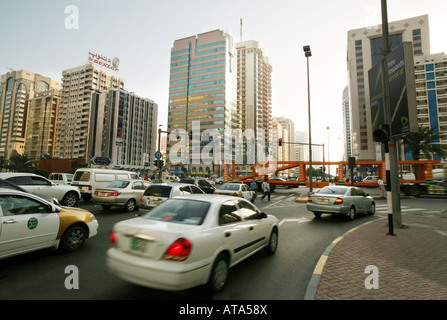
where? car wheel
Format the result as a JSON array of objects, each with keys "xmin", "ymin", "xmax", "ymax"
[
  {"xmin": 313, "ymin": 212, "xmax": 322, "ymax": 218},
  {"xmin": 347, "ymin": 207, "xmax": 356, "ymax": 220},
  {"xmin": 264, "ymin": 228, "xmax": 278, "ymax": 255},
  {"xmin": 124, "ymin": 199, "xmax": 136, "ymax": 212},
  {"xmin": 61, "ymin": 225, "xmax": 87, "ymax": 252},
  {"xmin": 368, "ymin": 203, "xmax": 376, "ymax": 215},
  {"xmin": 62, "ymin": 191, "xmax": 79, "ymax": 207},
  {"xmin": 102, "ymin": 205, "xmax": 112, "ymax": 210},
  {"xmin": 207, "ymin": 253, "xmax": 229, "ymax": 293}
]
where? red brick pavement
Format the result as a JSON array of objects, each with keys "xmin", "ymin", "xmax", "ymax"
[{"xmin": 315, "ymin": 215, "xmax": 447, "ymax": 300}]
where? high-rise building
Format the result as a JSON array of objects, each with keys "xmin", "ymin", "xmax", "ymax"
[
  {"xmin": 167, "ymin": 30, "xmax": 238, "ymax": 176},
  {"xmin": 273, "ymin": 116, "xmax": 295, "ymax": 161},
  {"xmin": 342, "ymin": 86, "xmax": 351, "ymax": 161},
  {"xmin": 90, "ymin": 89, "xmax": 158, "ymax": 172},
  {"xmin": 411, "ymin": 52, "xmax": 447, "ymax": 160},
  {"xmin": 236, "ymin": 40, "xmax": 273, "ymax": 148},
  {"xmin": 347, "ymin": 15, "xmax": 430, "ymax": 160},
  {"xmin": 55, "ymin": 64, "xmax": 125, "ymax": 160},
  {"xmin": 25, "ymin": 88, "xmax": 61, "ymax": 160},
  {"xmin": 0, "ymin": 70, "xmax": 61, "ymax": 159}
]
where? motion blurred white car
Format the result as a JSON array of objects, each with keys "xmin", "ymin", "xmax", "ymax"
[
  {"xmin": 214, "ymin": 182, "xmax": 256, "ymax": 203},
  {"xmin": 107, "ymin": 194, "xmax": 279, "ymax": 293},
  {"xmin": 139, "ymin": 183, "xmax": 204, "ymax": 209}
]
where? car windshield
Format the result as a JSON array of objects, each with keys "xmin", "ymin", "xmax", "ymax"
[
  {"xmin": 219, "ymin": 184, "xmax": 240, "ymax": 191},
  {"xmin": 107, "ymin": 180, "xmax": 130, "ymax": 188},
  {"xmin": 143, "ymin": 185, "xmax": 172, "ymax": 197},
  {"xmin": 318, "ymin": 187, "xmax": 347, "ymax": 195},
  {"xmin": 143, "ymin": 199, "xmax": 210, "ymax": 225}
]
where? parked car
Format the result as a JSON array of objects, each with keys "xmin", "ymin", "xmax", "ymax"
[
  {"xmin": 0, "ymin": 173, "xmax": 81, "ymax": 207},
  {"xmin": 0, "ymin": 178, "xmax": 59, "ymax": 204},
  {"xmin": 71, "ymin": 168, "xmax": 139, "ymax": 201},
  {"xmin": 178, "ymin": 178, "xmax": 216, "ymax": 194},
  {"xmin": 48, "ymin": 172, "xmax": 73, "ymax": 185},
  {"xmin": 107, "ymin": 194, "xmax": 279, "ymax": 293},
  {"xmin": 214, "ymin": 182, "xmax": 256, "ymax": 203},
  {"xmin": 307, "ymin": 186, "xmax": 375, "ymax": 220},
  {"xmin": 92, "ymin": 179, "xmax": 151, "ymax": 212},
  {"xmin": 0, "ymin": 189, "xmax": 98, "ymax": 259},
  {"xmin": 140, "ymin": 183, "xmax": 205, "ymax": 209}
]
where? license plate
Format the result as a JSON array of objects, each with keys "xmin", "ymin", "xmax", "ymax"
[
  {"xmin": 318, "ymin": 198, "xmax": 329, "ymax": 204},
  {"xmin": 130, "ymin": 237, "xmax": 146, "ymax": 252}
]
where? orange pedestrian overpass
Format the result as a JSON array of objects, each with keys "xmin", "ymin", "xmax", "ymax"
[{"xmin": 224, "ymin": 160, "xmax": 440, "ymax": 188}]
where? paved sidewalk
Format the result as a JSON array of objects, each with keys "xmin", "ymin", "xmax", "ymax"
[{"xmin": 305, "ymin": 212, "xmax": 447, "ymax": 300}]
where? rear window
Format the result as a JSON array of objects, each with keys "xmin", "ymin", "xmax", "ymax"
[
  {"xmin": 143, "ymin": 199, "xmax": 210, "ymax": 225},
  {"xmin": 219, "ymin": 184, "xmax": 240, "ymax": 191},
  {"xmin": 107, "ymin": 180, "xmax": 130, "ymax": 188},
  {"xmin": 318, "ymin": 187, "xmax": 348, "ymax": 195},
  {"xmin": 143, "ymin": 185, "xmax": 172, "ymax": 197},
  {"xmin": 73, "ymin": 171, "xmax": 90, "ymax": 182},
  {"xmin": 179, "ymin": 178, "xmax": 194, "ymax": 184}
]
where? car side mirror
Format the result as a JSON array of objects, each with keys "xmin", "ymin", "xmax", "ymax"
[{"xmin": 259, "ymin": 212, "xmax": 267, "ymax": 219}]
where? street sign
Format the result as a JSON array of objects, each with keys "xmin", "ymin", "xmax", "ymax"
[
  {"xmin": 155, "ymin": 151, "xmax": 162, "ymax": 159},
  {"xmin": 91, "ymin": 156, "xmax": 112, "ymax": 166}
]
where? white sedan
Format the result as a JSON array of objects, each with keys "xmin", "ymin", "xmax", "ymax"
[
  {"xmin": 107, "ymin": 194, "xmax": 279, "ymax": 293},
  {"xmin": 214, "ymin": 182, "xmax": 256, "ymax": 203}
]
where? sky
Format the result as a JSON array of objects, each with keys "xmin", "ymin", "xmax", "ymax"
[{"xmin": 1, "ymin": 0, "xmax": 446, "ymax": 163}]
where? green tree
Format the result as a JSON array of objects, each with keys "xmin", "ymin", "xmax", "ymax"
[
  {"xmin": 402, "ymin": 126, "xmax": 447, "ymax": 178},
  {"xmin": 8, "ymin": 151, "xmax": 34, "ymax": 172}
]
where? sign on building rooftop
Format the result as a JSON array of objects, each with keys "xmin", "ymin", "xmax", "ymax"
[{"xmin": 88, "ymin": 51, "xmax": 120, "ymax": 72}]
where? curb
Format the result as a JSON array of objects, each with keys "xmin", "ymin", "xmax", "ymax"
[{"xmin": 303, "ymin": 217, "xmax": 386, "ymax": 300}]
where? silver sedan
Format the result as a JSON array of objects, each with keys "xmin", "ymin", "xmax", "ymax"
[
  {"xmin": 306, "ymin": 186, "xmax": 375, "ymax": 220},
  {"xmin": 92, "ymin": 180, "xmax": 150, "ymax": 212}
]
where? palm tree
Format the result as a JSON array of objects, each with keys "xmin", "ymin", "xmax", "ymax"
[
  {"xmin": 402, "ymin": 126, "xmax": 447, "ymax": 178},
  {"xmin": 8, "ymin": 151, "xmax": 34, "ymax": 172}
]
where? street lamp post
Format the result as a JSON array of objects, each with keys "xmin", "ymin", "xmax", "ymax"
[
  {"xmin": 303, "ymin": 45, "xmax": 313, "ymax": 193},
  {"xmin": 327, "ymin": 126, "xmax": 330, "ymax": 178}
]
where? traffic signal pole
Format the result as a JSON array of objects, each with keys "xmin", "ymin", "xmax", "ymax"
[{"xmin": 381, "ymin": 0, "xmax": 402, "ymax": 233}]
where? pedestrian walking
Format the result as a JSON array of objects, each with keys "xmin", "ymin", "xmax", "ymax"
[
  {"xmin": 250, "ymin": 179, "xmax": 257, "ymax": 192},
  {"xmin": 261, "ymin": 178, "xmax": 271, "ymax": 201},
  {"xmin": 378, "ymin": 176, "xmax": 386, "ymax": 198}
]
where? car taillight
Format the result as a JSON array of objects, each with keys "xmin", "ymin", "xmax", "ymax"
[
  {"xmin": 140, "ymin": 196, "xmax": 144, "ymax": 202},
  {"xmin": 108, "ymin": 192, "xmax": 120, "ymax": 196},
  {"xmin": 110, "ymin": 233, "xmax": 118, "ymax": 247},
  {"xmin": 163, "ymin": 238, "xmax": 192, "ymax": 261},
  {"xmin": 334, "ymin": 197, "xmax": 343, "ymax": 205},
  {"xmin": 307, "ymin": 196, "xmax": 313, "ymax": 203}
]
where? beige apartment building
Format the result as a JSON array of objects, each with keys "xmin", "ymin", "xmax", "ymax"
[
  {"xmin": 54, "ymin": 64, "xmax": 125, "ymax": 160},
  {"xmin": 347, "ymin": 15, "xmax": 430, "ymax": 160},
  {"xmin": 24, "ymin": 88, "xmax": 61, "ymax": 160},
  {"xmin": 0, "ymin": 70, "xmax": 61, "ymax": 159}
]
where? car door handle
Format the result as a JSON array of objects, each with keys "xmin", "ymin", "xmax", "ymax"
[
  {"xmin": 249, "ymin": 226, "xmax": 254, "ymax": 231},
  {"xmin": 225, "ymin": 232, "xmax": 231, "ymax": 237},
  {"xmin": 3, "ymin": 219, "xmax": 18, "ymax": 224}
]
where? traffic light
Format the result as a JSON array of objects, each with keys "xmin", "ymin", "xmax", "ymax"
[
  {"xmin": 278, "ymin": 138, "xmax": 282, "ymax": 146},
  {"xmin": 323, "ymin": 166, "xmax": 326, "ymax": 172},
  {"xmin": 373, "ymin": 124, "xmax": 390, "ymax": 143},
  {"xmin": 153, "ymin": 160, "xmax": 164, "ymax": 168}
]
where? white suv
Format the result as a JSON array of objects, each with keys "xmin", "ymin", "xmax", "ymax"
[{"xmin": 0, "ymin": 173, "xmax": 80, "ymax": 207}]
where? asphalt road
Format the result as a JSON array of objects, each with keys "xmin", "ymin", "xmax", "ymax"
[{"xmin": 0, "ymin": 188, "xmax": 444, "ymax": 300}]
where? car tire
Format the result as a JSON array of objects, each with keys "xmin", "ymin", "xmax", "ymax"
[
  {"xmin": 207, "ymin": 253, "xmax": 229, "ymax": 293},
  {"xmin": 313, "ymin": 212, "xmax": 322, "ymax": 218},
  {"xmin": 124, "ymin": 199, "xmax": 136, "ymax": 212},
  {"xmin": 60, "ymin": 225, "xmax": 87, "ymax": 252},
  {"xmin": 264, "ymin": 228, "xmax": 278, "ymax": 255},
  {"xmin": 368, "ymin": 203, "xmax": 376, "ymax": 215},
  {"xmin": 347, "ymin": 206, "xmax": 356, "ymax": 220},
  {"xmin": 62, "ymin": 191, "xmax": 79, "ymax": 207}
]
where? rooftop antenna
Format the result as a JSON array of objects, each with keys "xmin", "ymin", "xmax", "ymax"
[{"xmin": 240, "ymin": 18, "xmax": 243, "ymax": 42}]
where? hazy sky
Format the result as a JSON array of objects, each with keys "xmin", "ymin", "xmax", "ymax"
[{"xmin": 1, "ymin": 0, "xmax": 446, "ymax": 161}]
